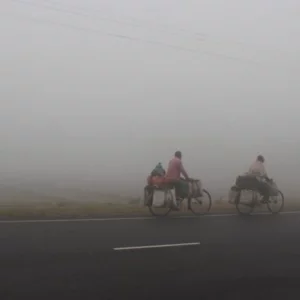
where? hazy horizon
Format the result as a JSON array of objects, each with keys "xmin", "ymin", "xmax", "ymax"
[{"xmin": 1, "ymin": 0, "xmax": 300, "ymax": 199}]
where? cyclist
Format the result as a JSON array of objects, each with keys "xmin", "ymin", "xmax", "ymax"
[
  {"xmin": 248, "ymin": 155, "xmax": 271, "ymax": 203},
  {"xmin": 165, "ymin": 151, "xmax": 190, "ymax": 210},
  {"xmin": 248, "ymin": 155, "xmax": 268, "ymax": 178}
]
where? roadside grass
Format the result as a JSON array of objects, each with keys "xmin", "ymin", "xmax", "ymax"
[
  {"xmin": 0, "ymin": 203, "xmax": 148, "ymax": 219},
  {"xmin": 0, "ymin": 198, "xmax": 298, "ymax": 219}
]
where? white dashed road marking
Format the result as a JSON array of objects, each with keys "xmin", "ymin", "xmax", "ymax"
[{"xmin": 113, "ymin": 242, "xmax": 201, "ymax": 251}]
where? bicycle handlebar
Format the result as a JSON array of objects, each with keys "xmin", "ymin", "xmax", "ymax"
[{"xmin": 180, "ymin": 177, "xmax": 199, "ymax": 182}]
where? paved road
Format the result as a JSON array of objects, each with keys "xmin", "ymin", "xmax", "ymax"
[{"xmin": 1, "ymin": 213, "xmax": 300, "ymax": 299}]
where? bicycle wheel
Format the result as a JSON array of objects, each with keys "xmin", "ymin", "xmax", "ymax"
[
  {"xmin": 267, "ymin": 190, "xmax": 284, "ymax": 214},
  {"xmin": 143, "ymin": 186, "xmax": 152, "ymax": 206},
  {"xmin": 148, "ymin": 189, "xmax": 173, "ymax": 217},
  {"xmin": 189, "ymin": 189, "xmax": 212, "ymax": 216},
  {"xmin": 236, "ymin": 190, "xmax": 255, "ymax": 215}
]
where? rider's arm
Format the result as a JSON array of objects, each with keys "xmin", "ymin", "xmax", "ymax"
[
  {"xmin": 261, "ymin": 164, "xmax": 267, "ymax": 177},
  {"xmin": 179, "ymin": 161, "xmax": 189, "ymax": 180},
  {"xmin": 261, "ymin": 164, "xmax": 270, "ymax": 180}
]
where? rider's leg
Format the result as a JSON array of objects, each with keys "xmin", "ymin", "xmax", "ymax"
[
  {"xmin": 170, "ymin": 181, "xmax": 180, "ymax": 210},
  {"xmin": 258, "ymin": 181, "xmax": 270, "ymax": 203},
  {"xmin": 173, "ymin": 180, "xmax": 189, "ymax": 210},
  {"xmin": 198, "ymin": 180, "xmax": 203, "ymax": 197},
  {"xmin": 180, "ymin": 180, "xmax": 190, "ymax": 198}
]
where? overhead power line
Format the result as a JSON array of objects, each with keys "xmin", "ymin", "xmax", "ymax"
[
  {"xmin": 13, "ymin": 0, "xmax": 297, "ymax": 57},
  {"xmin": 4, "ymin": 11, "xmax": 267, "ymax": 67},
  {"xmin": 5, "ymin": 0, "xmax": 299, "ymax": 73}
]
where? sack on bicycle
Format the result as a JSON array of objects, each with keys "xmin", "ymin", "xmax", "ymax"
[
  {"xmin": 228, "ymin": 185, "xmax": 238, "ymax": 204},
  {"xmin": 235, "ymin": 175, "xmax": 261, "ymax": 190},
  {"xmin": 190, "ymin": 179, "xmax": 203, "ymax": 198},
  {"xmin": 268, "ymin": 179, "xmax": 279, "ymax": 197},
  {"xmin": 150, "ymin": 163, "xmax": 166, "ymax": 177},
  {"xmin": 235, "ymin": 174, "xmax": 278, "ymax": 199}
]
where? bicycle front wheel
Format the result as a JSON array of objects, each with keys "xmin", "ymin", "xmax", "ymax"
[
  {"xmin": 267, "ymin": 190, "xmax": 284, "ymax": 214},
  {"xmin": 189, "ymin": 189, "xmax": 212, "ymax": 216}
]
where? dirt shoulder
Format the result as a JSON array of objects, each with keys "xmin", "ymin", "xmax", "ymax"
[{"xmin": 0, "ymin": 200, "xmax": 298, "ymax": 220}]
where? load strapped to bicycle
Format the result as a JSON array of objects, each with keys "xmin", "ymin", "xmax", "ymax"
[
  {"xmin": 228, "ymin": 174, "xmax": 284, "ymax": 215},
  {"xmin": 143, "ymin": 163, "xmax": 211, "ymax": 217}
]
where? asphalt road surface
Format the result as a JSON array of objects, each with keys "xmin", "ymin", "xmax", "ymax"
[{"xmin": 1, "ymin": 212, "xmax": 300, "ymax": 299}]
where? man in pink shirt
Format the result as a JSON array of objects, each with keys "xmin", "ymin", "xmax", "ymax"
[
  {"xmin": 166, "ymin": 151, "xmax": 189, "ymax": 181},
  {"xmin": 165, "ymin": 151, "xmax": 190, "ymax": 209}
]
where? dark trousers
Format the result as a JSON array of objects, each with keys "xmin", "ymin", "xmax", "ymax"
[
  {"xmin": 257, "ymin": 179, "xmax": 272, "ymax": 199},
  {"xmin": 169, "ymin": 180, "xmax": 189, "ymax": 199}
]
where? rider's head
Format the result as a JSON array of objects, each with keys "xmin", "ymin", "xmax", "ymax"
[
  {"xmin": 257, "ymin": 155, "xmax": 265, "ymax": 163},
  {"xmin": 175, "ymin": 151, "xmax": 182, "ymax": 159}
]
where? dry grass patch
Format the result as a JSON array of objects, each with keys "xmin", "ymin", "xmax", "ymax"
[
  {"xmin": 0, "ymin": 202, "xmax": 148, "ymax": 219},
  {"xmin": 0, "ymin": 198, "xmax": 298, "ymax": 219}
]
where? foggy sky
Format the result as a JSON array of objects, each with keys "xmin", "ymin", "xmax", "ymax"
[{"xmin": 1, "ymin": 0, "xmax": 300, "ymax": 197}]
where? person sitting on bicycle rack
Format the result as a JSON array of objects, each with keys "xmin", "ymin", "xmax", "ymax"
[
  {"xmin": 248, "ymin": 155, "xmax": 272, "ymax": 203},
  {"xmin": 164, "ymin": 151, "xmax": 191, "ymax": 210}
]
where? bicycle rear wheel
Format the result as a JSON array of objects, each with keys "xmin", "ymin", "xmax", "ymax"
[
  {"xmin": 236, "ymin": 190, "xmax": 255, "ymax": 215},
  {"xmin": 267, "ymin": 190, "xmax": 284, "ymax": 214},
  {"xmin": 148, "ymin": 189, "xmax": 173, "ymax": 217},
  {"xmin": 189, "ymin": 189, "xmax": 212, "ymax": 216}
]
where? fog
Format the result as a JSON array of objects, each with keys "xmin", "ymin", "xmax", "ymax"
[{"xmin": 1, "ymin": 0, "xmax": 300, "ymax": 199}]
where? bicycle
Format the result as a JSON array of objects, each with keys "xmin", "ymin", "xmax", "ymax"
[
  {"xmin": 144, "ymin": 179, "xmax": 212, "ymax": 217},
  {"xmin": 234, "ymin": 177, "xmax": 284, "ymax": 215}
]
